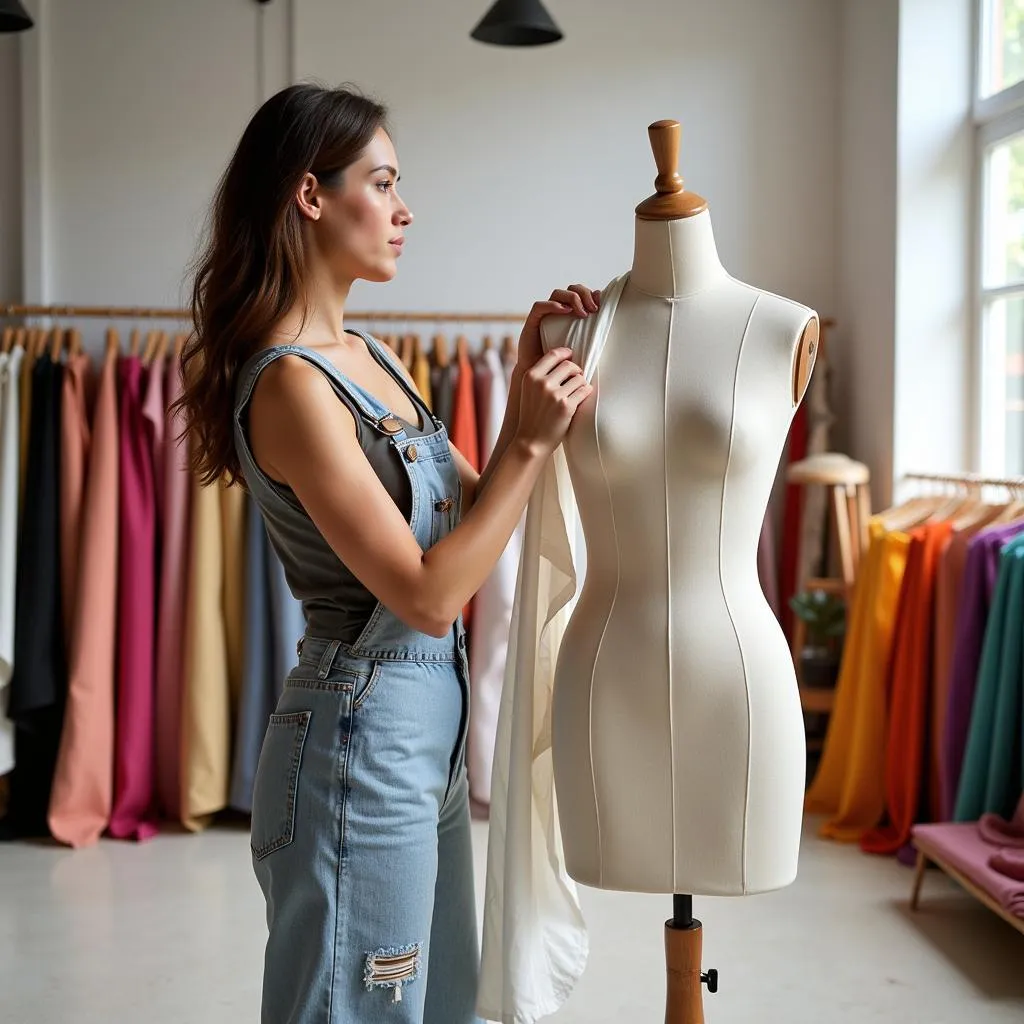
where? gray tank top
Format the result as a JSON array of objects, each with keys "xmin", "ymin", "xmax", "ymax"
[{"xmin": 233, "ymin": 331, "xmax": 435, "ymax": 642}]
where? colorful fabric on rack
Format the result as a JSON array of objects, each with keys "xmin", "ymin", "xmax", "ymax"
[
  {"xmin": 941, "ymin": 520, "xmax": 1024, "ymax": 820},
  {"xmin": 59, "ymin": 353, "xmax": 93, "ymax": 638},
  {"xmin": 0, "ymin": 346, "xmax": 23, "ymax": 775},
  {"xmin": 451, "ymin": 344, "xmax": 479, "ymax": 630},
  {"xmin": 222, "ymin": 484, "xmax": 247, "ymax": 718},
  {"xmin": 929, "ymin": 527, "xmax": 978, "ymax": 820},
  {"xmin": 181, "ymin": 470, "xmax": 233, "ymax": 830},
  {"xmin": 954, "ymin": 534, "xmax": 1024, "ymax": 823},
  {"xmin": 154, "ymin": 353, "xmax": 191, "ymax": 821},
  {"xmin": 4, "ymin": 356, "xmax": 66, "ymax": 839},
  {"xmin": 468, "ymin": 347, "xmax": 520, "ymax": 809},
  {"xmin": 16, "ymin": 339, "xmax": 38, "ymax": 518},
  {"xmin": 109, "ymin": 356, "xmax": 159, "ymax": 841},
  {"xmin": 411, "ymin": 343, "xmax": 433, "ymax": 411},
  {"xmin": 805, "ymin": 520, "xmax": 911, "ymax": 841},
  {"xmin": 758, "ymin": 508, "xmax": 780, "ymax": 620},
  {"xmin": 48, "ymin": 350, "xmax": 119, "ymax": 847},
  {"xmin": 861, "ymin": 521, "xmax": 951, "ymax": 855},
  {"xmin": 230, "ymin": 497, "xmax": 276, "ymax": 813},
  {"xmin": 430, "ymin": 359, "xmax": 455, "ymax": 434}
]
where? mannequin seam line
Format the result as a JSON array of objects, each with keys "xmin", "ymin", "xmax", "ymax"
[
  {"xmin": 664, "ymin": 297, "xmax": 677, "ymax": 888},
  {"xmin": 590, "ymin": 359, "xmax": 613, "ymax": 886},
  {"xmin": 723, "ymin": 292, "xmax": 761, "ymax": 894}
]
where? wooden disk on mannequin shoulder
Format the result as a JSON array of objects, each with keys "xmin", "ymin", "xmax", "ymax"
[
  {"xmin": 792, "ymin": 314, "xmax": 819, "ymax": 407},
  {"xmin": 635, "ymin": 119, "xmax": 708, "ymax": 221}
]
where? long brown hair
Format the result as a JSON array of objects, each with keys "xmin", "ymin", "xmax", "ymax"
[{"xmin": 176, "ymin": 82, "xmax": 389, "ymax": 486}]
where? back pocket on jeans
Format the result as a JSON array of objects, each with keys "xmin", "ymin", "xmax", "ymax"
[{"xmin": 250, "ymin": 710, "xmax": 312, "ymax": 861}]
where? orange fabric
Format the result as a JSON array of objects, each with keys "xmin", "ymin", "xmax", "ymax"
[
  {"xmin": 805, "ymin": 521, "xmax": 911, "ymax": 841},
  {"xmin": 48, "ymin": 352, "xmax": 119, "ymax": 847},
  {"xmin": 451, "ymin": 352, "xmax": 479, "ymax": 627},
  {"xmin": 861, "ymin": 521, "xmax": 951, "ymax": 854},
  {"xmin": 928, "ymin": 528, "xmax": 977, "ymax": 820}
]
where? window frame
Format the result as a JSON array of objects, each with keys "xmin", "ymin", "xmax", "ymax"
[{"xmin": 971, "ymin": 0, "xmax": 1024, "ymax": 474}]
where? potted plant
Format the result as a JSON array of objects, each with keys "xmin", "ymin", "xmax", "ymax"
[{"xmin": 788, "ymin": 589, "xmax": 845, "ymax": 689}]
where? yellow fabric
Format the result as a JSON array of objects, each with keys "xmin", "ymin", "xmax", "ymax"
[
  {"xmin": 180, "ymin": 471, "xmax": 232, "ymax": 831},
  {"xmin": 220, "ymin": 484, "xmax": 247, "ymax": 718},
  {"xmin": 805, "ymin": 518, "xmax": 911, "ymax": 841},
  {"xmin": 17, "ymin": 346, "xmax": 38, "ymax": 515},
  {"xmin": 411, "ymin": 348, "xmax": 433, "ymax": 411}
]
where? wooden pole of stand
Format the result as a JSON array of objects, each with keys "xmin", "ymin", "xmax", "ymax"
[{"xmin": 665, "ymin": 895, "xmax": 714, "ymax": 1024}]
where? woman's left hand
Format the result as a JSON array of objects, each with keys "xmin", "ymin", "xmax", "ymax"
[{"xmin": 515, "ymin": 284, "xmax": 601, "ymax": 375}]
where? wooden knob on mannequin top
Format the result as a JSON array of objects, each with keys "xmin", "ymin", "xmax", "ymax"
[{"xmin": 635, "ymin": 119, "xmax": 708, "ymax": 221}]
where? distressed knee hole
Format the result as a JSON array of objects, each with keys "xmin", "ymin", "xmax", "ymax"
[{"xmin": 364, "ymin": 943, "xmax": 422, "ymax": 1004}]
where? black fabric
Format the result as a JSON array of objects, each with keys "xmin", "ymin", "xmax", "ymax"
[
  {"xmin": 430, "ymin": 362, "xmax": 456, "ymax": 435},
  {"xmin": 1, "ymin": 357, "xmax": 66, "ymax": 839}
]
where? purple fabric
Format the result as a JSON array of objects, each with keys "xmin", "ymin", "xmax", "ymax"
[
  {"xmin": 914, "ymin": 822, "xmax": 1024, "ymax": 917},
  {"xmin": 940, "ymin": 522, "xmax": 1024, "ymax": 820}
]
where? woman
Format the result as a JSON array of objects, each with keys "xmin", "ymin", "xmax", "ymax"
[{"xmin": 176, "ymin": 82, "xmax": 599, "ymax": 1024}]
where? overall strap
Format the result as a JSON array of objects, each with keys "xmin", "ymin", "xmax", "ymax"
[
  {"xmin": 234, "ymin": 343, "xmax": 409, "ymax": 440},
  {"xmin": 351, "ymin": 330, "xmax": 440, "ymax": 432}
]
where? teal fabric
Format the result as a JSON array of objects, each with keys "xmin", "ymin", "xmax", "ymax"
[{"xmin": 955, "ymin": 533, "xmax": 1024, "ymax": 822}]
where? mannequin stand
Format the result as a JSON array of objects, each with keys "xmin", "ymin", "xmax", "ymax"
[{"xmin": 664, "ymin": 895, "xmax": 717, "ymax": 1024}]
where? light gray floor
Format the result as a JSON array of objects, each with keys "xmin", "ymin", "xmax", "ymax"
[{"xmin": 1, "ymin": 816, "xmax": 1022, "ymax": 1023}]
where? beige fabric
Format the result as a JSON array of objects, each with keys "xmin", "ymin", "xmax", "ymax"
[{"xmin": 478, "ymin": 274, "xmax": 627, "ymax": 1024}]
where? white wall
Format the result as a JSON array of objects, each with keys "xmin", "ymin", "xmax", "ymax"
[
  {"xmin": 297, "ymin": 0, "xmax": 840, "ymax": 319},
  {"xmin": 893, "ymin": 0, "xmax": 974, "ymax": 488},
  {"xmin": 0, "ymin": 35, "xmax": 21, "ymax": 302},
  {"xmin": 4, "ymin": 0, "xmax": 840, "ymax": 354},
  {"xmin": 833, "ymin": 0, "xmax": 899, "ymax": 506}
]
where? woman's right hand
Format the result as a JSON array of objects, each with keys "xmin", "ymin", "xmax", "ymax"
[{"xmin": 513, "ymin": 347, "xmax": 592, "ymax": 456}]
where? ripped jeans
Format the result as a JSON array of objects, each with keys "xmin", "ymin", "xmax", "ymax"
[{"xmin": 250, "ymin": 632, "xmax": 481, "ymax": 1023}]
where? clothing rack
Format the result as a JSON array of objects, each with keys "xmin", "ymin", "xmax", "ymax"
[
  {"xmin": 904, "ymin": 471, "xmax": 1024, "ymax": 490},
  {"xmin": 1, "ymin": 303, "xmax": 527, "ymax": 323}
]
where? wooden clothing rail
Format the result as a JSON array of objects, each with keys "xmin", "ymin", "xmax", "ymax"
[{"xmin": 1, "ymin": 303, "xmax": 528, "ymax": 323}]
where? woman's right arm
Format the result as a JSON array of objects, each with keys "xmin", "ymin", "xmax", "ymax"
[{"xmin": 249, "ymin": 346, "xmax": 590, "ymax": 638}]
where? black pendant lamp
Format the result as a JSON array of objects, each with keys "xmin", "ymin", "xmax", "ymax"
[
  {"xmin": 0, "ymin": 0, "xmax": 33, "ymax": 32},
  {"xmin": 471, "ymin": 0, "xmax": 562, "ymax": 47}
]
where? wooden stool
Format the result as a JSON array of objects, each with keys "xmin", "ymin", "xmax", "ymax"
[{"xmin": 784, "ymin": 453, "xmax": 871, "ymax": 722}]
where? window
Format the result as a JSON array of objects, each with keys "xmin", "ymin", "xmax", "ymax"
[{"xmin": 975, "ymin": 0, "xmax": 1024, "ymax": 476}]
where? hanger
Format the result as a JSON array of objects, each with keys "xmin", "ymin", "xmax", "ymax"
[
  {"xmin": 105, "ymin": 327, "xmax": 121, "ymax": 361},
  {"xmin": 173, "ymin": 332, "xmax": 186, "ymax": 358},
  {"xmin": 482, "ymin": 334, "xmax": 493, "ymax": 352},
  {"xmin": 155, "ymin": 330, "xmax": 168, "ymax": 362},
  {"xmin": 875, "ymin": 491, "xmax": 944, "ymax": 533},
  {"xmin": 68, "ymin": 328, "xmax": 83, "ymax": 356},
  {"xmin": 501, "ymin": 334, "xmax": 517, "ymax": 361},
  {"xmin": 26, "ymin": 328, "xmax": 43, "ymax": 359},
  {"xmin": 49, "ymin": 326, "xmax": 64, "ymax": 363},
  {"xmin": 1, "ymin": 327, "xmax": 12, "ymax": 354},
  {"xmin": 432, "ymin": 333, "xmax": 449, "ymax": 368},
  {"xmin": 456, "ymin": 334, "xmax": 470, "ymax": 363},
  {"xmin": 400, "ymin": 333, "xmax": 414, "ymax": 368},
  {"xmin": 411, "ymin": 333, "xmax": 423, "ymax": 362},
  {"xmin": 142, "ymin": 329, "xmax": 161, "ymax": 365},
  {"xmin": 129, "ymin": 328, "xmax": 141, "ymax": 357}
]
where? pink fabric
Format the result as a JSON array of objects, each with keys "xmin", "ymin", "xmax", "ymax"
[
  {"xmin": 154, "ymin": 354, "xmax": 191, "ymax": 822},
  {"xmin": 48, "ymin": 351, "xmax": 119, "ymax": 847},
  {"xmin": 978, "ymin": 792, "xmax": 1024, "ymax": 847},
  {"xmin": 914, "ymin": 822, "xmax": 1024, "ymax": 917},
  {"xmin": 109, "ymin": 357, "xmax": 159, "ymax": 841},
  {"xmin": 990, "ymin": 849, "xmax": 1024, "ymax": 885},
  {"xmin": 59, "ymin": 354, "xmax": 93, "ymax": 638},
  {"xmin": 143, "ymin": 354, "xmax": 166, "ymax": 531}
]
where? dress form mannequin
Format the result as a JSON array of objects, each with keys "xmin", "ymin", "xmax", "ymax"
[{"xmin": 540, "ymin": 120, "xmax": 818, "ymax": 1021}]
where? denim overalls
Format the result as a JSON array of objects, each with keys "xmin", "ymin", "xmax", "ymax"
[{"xmin": 234, "ymin": 336, "xmax": 481, "ymax": 1024}]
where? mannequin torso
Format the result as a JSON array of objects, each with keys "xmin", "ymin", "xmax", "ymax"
[{"xmin": 541, "ymin": 210, "xmax": 818, "ymax": 896}]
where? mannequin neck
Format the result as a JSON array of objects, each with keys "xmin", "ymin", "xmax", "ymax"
[{"xmin": 630, "ymin": 209, "xmax": 727, "ymax": 298}]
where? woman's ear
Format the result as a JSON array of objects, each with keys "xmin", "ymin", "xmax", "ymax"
[{"xmin": 296, "ymin": 172, "xmax": 321, "ymax": 222}]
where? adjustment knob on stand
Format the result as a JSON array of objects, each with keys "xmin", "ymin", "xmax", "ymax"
[{"xmin": 701, "ymin": 969, "xmax": 718, "ymax": 994}]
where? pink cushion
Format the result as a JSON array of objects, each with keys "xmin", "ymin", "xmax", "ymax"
[{"xmin": 913, "ymin": 822, "xmax": 1024, "ymax": 917}]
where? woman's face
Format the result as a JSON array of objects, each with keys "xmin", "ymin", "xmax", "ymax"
[{"xmin": 307, "ymin": 127, "xmax": 413, "ymax": 285}]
